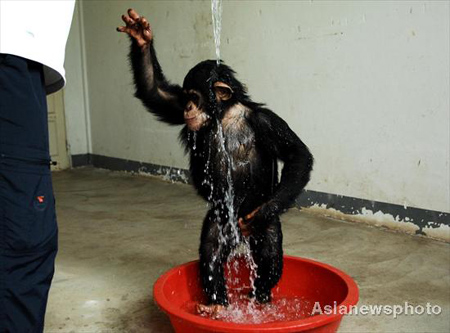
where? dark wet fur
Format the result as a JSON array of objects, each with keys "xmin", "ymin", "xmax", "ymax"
[{"xmin": 129, "ymin": 39, "xmax": 313, "ymax": 305}]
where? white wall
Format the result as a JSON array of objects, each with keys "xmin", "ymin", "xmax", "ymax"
[
  {"xmin": 64, "ymin": 1, "xmax": 91, "ymax": 156},
  {"xmin": 72, "ymin": 0, "xmax": 449, "ymax": 214}
]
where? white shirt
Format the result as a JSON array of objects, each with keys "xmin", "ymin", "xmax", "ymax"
[{"xmin": 0, "ymin": 0, "xmax": 76, "ymax": 94}]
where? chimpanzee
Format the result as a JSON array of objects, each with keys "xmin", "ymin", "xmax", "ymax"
[{"xmin": 117, "ymin": 9, "xmax": 313, "ymax": 315}]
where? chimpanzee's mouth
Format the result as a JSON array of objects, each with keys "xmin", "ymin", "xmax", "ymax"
[{"xmin": 184, "ymin": 114, "xmax": 198, "ymax": 121}]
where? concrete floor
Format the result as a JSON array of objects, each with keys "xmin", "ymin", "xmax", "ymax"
[{"xmin": 44, "ymin": 167, "xmax": 450, "ymax": 333}]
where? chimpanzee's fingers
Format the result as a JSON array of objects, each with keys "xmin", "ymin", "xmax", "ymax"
[
  {"xmin": 244, "ymin": 206, "xmax": 261, "ymax": 222},
  {"xmin": 116, "ymin": 26, "xmax": 127, "ymax": 33},
  {"xmin": 238, "ymin": 218, "xmax": 251, "ymax": 237},
  {"xmin": 197, "ymin": 304, "xmax": 213, "ymax": 315},
  {"xmin": 122, "ymin": 14, "xmax": 136, "ymax": 27},
  {"xmin": 140, "ymin": 17, "xmax": 152, "ymax": 40},
  {"xmin": 128, "ymin": 8, "xmax": 140, "ymax": 22},
  {"xmin": 245, "ymin": 211, "xmax": 256, "ymax": 221},
  {"xmin": 141, "ymin": 16, "xmax": 150, "ymax": 29},
  {"xmin": 211, "ymin": 305, "xmax": 225, "ymax": 319}
]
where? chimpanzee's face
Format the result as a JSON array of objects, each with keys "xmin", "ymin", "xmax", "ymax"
[
  {"xmin": 183, "ymin": 82, "xmax": 233, "ymax": 131},
  {"xmin": 182, "ymin": 60, "xmax": 237, "ymax": 131}
]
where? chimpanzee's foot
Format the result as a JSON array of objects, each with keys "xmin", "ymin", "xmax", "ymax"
[{"xmin": 196, "ymin": 303, "xmax": 226, "ymax": 318}]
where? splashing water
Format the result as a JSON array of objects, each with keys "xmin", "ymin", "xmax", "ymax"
[
  {"xmin": 205, "ymin": 118, "xmax": 243, "ymax": 284},
  {"xmin": 211, "ymin": 0, "xmax": 223, "ymax": 65},
  {"xmin": 215, "ymin": 118, "xmax": 240, "ymax": 241},
  {"xmin": 187, "ymin": 131, "xmax": 198, "ymax": 151},
  {"xmin": 184, "ymin": 296, "xmax": 312, "ymax": 324},
  {"xmin": 212, "ymin": 296, "xmax": 312, "ymax": 324},
  {"xmin": 192, "ymin": 131, "xmax": 197, "ymax": 150}
]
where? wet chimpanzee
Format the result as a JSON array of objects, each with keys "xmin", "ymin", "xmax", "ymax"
[{"xmin": 118, "ymin": 9, "xmax": 313, "ymax": 314}]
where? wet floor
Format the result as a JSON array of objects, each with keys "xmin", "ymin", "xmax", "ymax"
[{"xmin": 45, "ymin": 167, "xmax": 450, "ymax": 332}]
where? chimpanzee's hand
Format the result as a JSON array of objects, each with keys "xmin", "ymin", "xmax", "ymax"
[
  {"xmin": 238, "ymin": 207, "xmax": 260, "ymax": 237},
  {"xmin": 238, "ymin": 202, "xmax": 280, "ymax": 237},
  {"xmin": 117, "ymin": 8, "xmax": 153, "ymax": 48}
]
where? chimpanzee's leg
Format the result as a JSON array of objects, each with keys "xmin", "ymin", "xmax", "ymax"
[
  {"xmin": 249, "ymin": 216, "xmax": 283, "ymax": 303},
  {"xmin": 199, "ymin": 209, "xmax": 232, "ymax": 306}
]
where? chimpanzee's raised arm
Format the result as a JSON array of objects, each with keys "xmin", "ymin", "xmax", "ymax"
[{"xmin": 117, "ymin": 9, "xmax": 185, "ymax": 125}]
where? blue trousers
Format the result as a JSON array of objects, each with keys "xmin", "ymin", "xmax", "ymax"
[{"xmin": 0, "ymin": 54, "xmax": 58, "ymax": 333}]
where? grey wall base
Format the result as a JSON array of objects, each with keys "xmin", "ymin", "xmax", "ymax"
[{"xmin": 71, "ymin": 154, "xmax": 449, "ymax": 239}]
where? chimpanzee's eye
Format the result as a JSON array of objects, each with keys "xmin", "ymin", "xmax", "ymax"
[
  {"xmin": 189, "ymin": 93, "xmax": 200, "ymax": 105},
  {"xmin": 215, "ymin": 87, "xmax": 232, "ymax": 100}
]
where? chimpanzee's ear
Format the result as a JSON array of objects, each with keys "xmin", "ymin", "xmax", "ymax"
[{"xmin": 213, "ymin": 82, "xmax": 233, "ymax": 101}]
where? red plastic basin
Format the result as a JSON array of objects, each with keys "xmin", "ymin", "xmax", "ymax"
[{"xmin": 153, "ymin": 255, "xmax": 359, "ymax": 332}]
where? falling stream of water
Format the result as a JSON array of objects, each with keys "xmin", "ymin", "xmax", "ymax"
[
  {"xmin": 209, "ymin": 0, "xmax": 259, "ymax": 316},
  {"xmin": 210, "ymin": 0, "xmax": 240, "ymax": 260},
  {"xmin": 200, "ymin": 0, "xmax": 309, "ymax": 324},
  {"xmin": 211, "ymin": 0, "xmax": 223, "ymax": 65}
]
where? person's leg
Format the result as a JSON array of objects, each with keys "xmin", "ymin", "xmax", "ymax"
[
  {"xmin": 0, "ymin": 54, "xmax": 58, "ymax": 333},
  {"xmin": 0, "ymin": 232, "xmax": 57, "ymax": 332}
]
